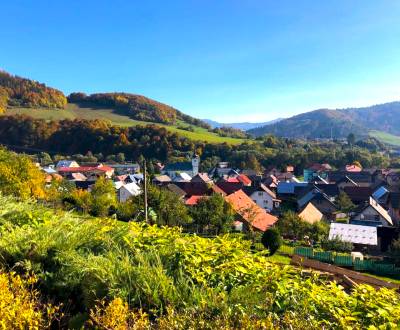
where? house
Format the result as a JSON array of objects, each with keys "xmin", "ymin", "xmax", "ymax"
[
  {"xmin": 237, "ymin": 174, "xmax": 252, "ymax": 186},
  {"xmin": 328, "ymin": 171, "xmax": 372, "ymax": 187},
  {"xmin": 172, "ymin": 172, "xmax": 192, "ymax": 182},
  {"xmin": 191, "ymin": 173, "xmax": 212, "ymax": 184},
  {"xmin": 297, "ymin": 187, "xmax": 338, "ymax": 216},
  {"xmin": 106, "ymin": 163, "xmax": 140, "ymax": 175},
  {"xmin": 118, "ymin": 182, "xmax": 141, "ymax": 202},
  {"xmin": 56, "ymin": 160, "xmax": 79, "ymax": 168},
  {"xmin": 58, "ymin": 164, "xmax": 114, "ymax": 179},
  {"xmin": 329, "ymin": 223, "xmax": 378, "ymax": 247},
  {"xmin": 277, "ymin": 182, "xmax": 308, "ymax": 196},
  {"xmin": 209, "ymin": 163, "xmax": 239, "ymax": 179},
  {"xmin": 262, "ymin": 175, "xmax": 279, "ymax": 189},
  {"xmin": 386, "ymin": 192, "xmax": 400, "ymax": 226},
  {"xmin": 343, "ymin": 186, "xmax": 373, "ymax": 205},
  {"xmin": 345, "ymin": 164, "xmax": 362, "ymax": 172},
  {"xmin": 153, "ymin": 175, "xmax": 172, "ymax": 186},
  {"xmin": 225, "ymin": 190, "xmax": 278, "ymax": 232},
  {"xmin": 162, "ymin": 155, "xmax": 200, "ymax": 178},
  {"xmin": 303, "ymin": 163, "xmax": 331, "ymax": 182},
  {"xmin": 298, "ymin": 202, "xmax": 324, "ymax": 224},
  {"xmin": 185, "ymin": 195, "xmax": 207, "ymax": 206},
  {"xmin": 351, "ymin": 197, "xmax": 393, "ymax": 227},
  {"xmin": 165, "ymin": 184, "xmax": 186, "ymax": 199},
  {"xmin": 216, "ymin": 181, "xmax": 244, "ymax": 195},
  {"xmin": 372, "ymin": 186, "xmax": 390, "ymax": 206},
  {"xmin": 336, "ymin": 176, "xmax": 358, "ymax": 190},
  {"xmin": 242, "ymin": 183, "xmax": 280, "ymax": 212}
]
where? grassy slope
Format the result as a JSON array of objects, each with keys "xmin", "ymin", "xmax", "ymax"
[
  {"xmin": 6, "ymin": 104, "xmax": 245, "ymax": 145},
  {"xmin": 369, "ymin": 130, "xmax": 400, "ymax": 147}
]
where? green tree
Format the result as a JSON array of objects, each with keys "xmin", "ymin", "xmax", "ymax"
[
  {"xmin": 347, "ymin": 133, "xmax": 356, "ymax": 147},
  {"xmin": 190, "ymin": 193, "xmax": 234, "ymax": 234},
  {"xmin": 90, "ymin": 177, "xmax": 117, "ymax": 217},
  {"xmin": 39, "ymin": 152, "xmax": 53, "ymax": 166},
  {"xmin": 336, "ymin": 192, "xmax": 355, "ymax": 213},
  {"xmin": 261, "ymin": 228, "xmax": 282, "ymax": 255}
]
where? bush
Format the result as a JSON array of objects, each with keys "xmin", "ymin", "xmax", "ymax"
[
  {"xmin": 321, "ymin": 236, "xmax": 353, "ymax": 253},
  {"xmin": 261, "ymin": 228, "xmax": 282, "ymax": 255}
]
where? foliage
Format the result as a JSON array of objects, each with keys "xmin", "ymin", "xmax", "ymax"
[
  {"xmin": 390, "ymin": 237, "xmax": 400, "ymax": 262},
  {"xmin": 277, "ymin": 211, "xmax": 329, "ymax": 242},
  {"xmin": 336, "ymin": 192, "xmax": 355, "ymax": 213},
  {"xmin": 90, "ymin": 177, "xmax": 118, "ymax": 217},
  {"xmin": 0, "ymin": 196, "xmax": 398, "ymax": 328},
  {"xmin": 131, "ymin": 184, "xmax": 192, "ymax": 226},
  {"xmin": 261, "ymin": 228, "xmax": 282, "ymax": 255},
  {"xmin": 321, "ymin": 236, "xmax": 354, "ymax": 253},
  {"xmin": 0, "ymin": 70, "xmax": 66, "ymax": 109},
  {"xmin": 189, "ymin": 193, "xmax": 234, "ymax": 234},
  {"xmin": 0, "ymin": 148, "xmax": 46, "ymax": 200},
  {"xmin": 0, "ymin": 270, "xmax": 58, "ymax": 329}
]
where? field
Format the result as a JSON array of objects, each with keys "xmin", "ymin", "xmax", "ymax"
[
  {"xmin": 369, "ymin": 130, "xmax": 400, "ymax": 147},
  {"xmin": 7, "ymin": 104, "xmax": 246, "ymax": 145}
]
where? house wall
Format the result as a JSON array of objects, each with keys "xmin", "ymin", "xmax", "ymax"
[
  {"xmin": 250, "ymin": 191, "xmax": 274, "ymax": 211},
  {"xmin": 352, "ymin": 206, "xmax": 385, "ymax": 226},
  {"xmin": 119, "ymin": 187, "xmax": 133, "ymax": 203}
]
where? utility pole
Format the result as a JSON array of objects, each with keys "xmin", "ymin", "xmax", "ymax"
[{"xmin": 143, "ymin": 159, "xmax": 148, "ymax": 223}]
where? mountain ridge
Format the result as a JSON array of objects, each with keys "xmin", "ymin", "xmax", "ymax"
[
  {"xmin": 248, "ymin": 101, "xmax": 400, "ymax": 138},
  {"xmin": 203, "ymin": 118, "xmax": 282, "ymax": 131}
]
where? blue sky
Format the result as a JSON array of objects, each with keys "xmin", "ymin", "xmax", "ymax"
[{"xmin": 1, "ymin": 1, "xmax": 400, "ymax": 122}]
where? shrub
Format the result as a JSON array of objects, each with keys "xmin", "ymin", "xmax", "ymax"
[
  {"xmin": 321, "ymin": 236, "xmax": 353, "ymax": 253},
  {"xmin": 261, "ymin": 228, "xmax": 282, "ymax": 255}
]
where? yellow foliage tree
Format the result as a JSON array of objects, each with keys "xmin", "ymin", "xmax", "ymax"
[{"xmin": 0, "ymin": 149, "xmax": 46, "ymax": 200}]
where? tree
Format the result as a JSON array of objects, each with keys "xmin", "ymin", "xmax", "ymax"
[
  {"xmin": 321, "ymin": 236, "xmax": 353, "ymax": 253},
  {"xmin": 390, "ymin": 237, "xmax": 400, "ymax": 262},
  {"xmin": 261, "ymin": 228, "xmax": 282, "ymax": 255},
  {"xmin": 347, "ymin": 133, "xmax": 356, "ymax": 147},
  {"xmin": 39, "ymin": 152, "xmax": 53, "ymax": 166},
  {"xmin": 0, "ymin": 148, "xmax": 46, "ymax": 199},
  {"xmin": 131, "ymin": 184, "xmax": 191, "ymax": 227},
  {"xmin": 336, "ymin": 192, "xmax": 355, "ymax": 213},
  {"xmin": 90, "ymin": 177, "xmax": 117, "ymax": 217},
  {"xmin": 190, "ymin": 194, "xmax": 234, "ymax": 234}
]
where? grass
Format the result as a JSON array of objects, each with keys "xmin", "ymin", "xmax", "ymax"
[
  {"xmin": 362, "ymin": 272, "xmax": 400, "ymax": 285},
  {"xmin": 6, "ymin": 104, "xmax": 246, "ymax": 145},
  {"xmin": 369, "ymin": 130, "xmax": 400, "ymax": 147}
]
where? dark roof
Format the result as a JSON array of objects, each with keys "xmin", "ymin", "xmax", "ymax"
[
  {"xmin": 388, "ymin": 192, "xmax": 400, "ymax": 209},
  {"xmin": 314, "ymin": 184, "xmax": 339, "ymax": 197},
  {"xmin": 328, "ymin": 171, "xmax": 372, "ymax": 184},
  {"xmin": 216, "ymin": 181, "xmax": 244, "ymax": 195},
  {"xmin": 164, "ymin": 161, "xmax": 193, "ymax": 171},
  {"xmin": 173, "ymin": 182, "xmax": 210, "ymax": 196},
  {"xmin": 242, "ymin": 183, "xmax": 277, "ymax": 199},
  {"xmin": 343, "ymin": 186, "xmax": 373, "ymax": 203},
  {"xmin": 74, "ymin": 180, "xmax": 96, "ymax": 190}
]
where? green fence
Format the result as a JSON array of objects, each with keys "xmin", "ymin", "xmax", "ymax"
[{"xmin": 278, "ymin": 245, "xmax": 399, "ymax": 276}]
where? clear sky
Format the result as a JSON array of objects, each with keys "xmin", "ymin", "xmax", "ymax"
[{"xmin": 1, "ymin": 1, "xmax": 400, "ymax": 122}]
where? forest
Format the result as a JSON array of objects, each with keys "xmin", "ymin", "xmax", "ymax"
[
  {"xmin": 0, "ymin": 115, "xmax": 392, "ymax": 173},
  {"xmin": 0, "ymin": 71, "xmax": 67, "ymax": 111}
]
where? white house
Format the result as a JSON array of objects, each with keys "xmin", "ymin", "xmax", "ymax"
[
  {"xmin": 162, "ymin": 155, "xmax": 200, "ymax": 178},
  {"xmin": 243, "ymin": 183, "xmax": 280, "ymax": 212},
  {"xmin": 118, "ymin": 182, "xmax": 141, "ymax": 202}
]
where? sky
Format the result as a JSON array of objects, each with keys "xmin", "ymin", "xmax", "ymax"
[{"xmin": 1, "ymin": 1, "xmax": 400, "ymax": 122}]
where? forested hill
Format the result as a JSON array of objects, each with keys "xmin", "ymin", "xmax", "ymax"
[
  {"xmin": 0, "ymin": 70, "xmax": 210, "ymax": 128},
  {"xmin": 248, "ymin": 101, "xmax": 400, "ymax": 138},
  {"xmin": 0, "ymin": 71, "xmax": 67, "ymax": 112},
  {"xmin": 68, "ymin": 92, "xmax": 210, "ymax": 127}
]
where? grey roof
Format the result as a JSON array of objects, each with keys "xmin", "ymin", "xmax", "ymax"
[{"xmin": 329, "ymin": 223, "xmax": 377, "ymax": 246}]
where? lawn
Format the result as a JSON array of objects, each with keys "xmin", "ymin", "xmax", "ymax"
[
  {"xmin": 6, "ymin": 104, "xmax": 246, "ymax": 145},
  {"xmin": 369, "ymin": 130, "xmax": 400, "ymax": 147}
]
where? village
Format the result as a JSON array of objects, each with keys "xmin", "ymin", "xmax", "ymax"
[{"xmin": 41, "ymin": 154, "xmax": 400, "ymax": 259}]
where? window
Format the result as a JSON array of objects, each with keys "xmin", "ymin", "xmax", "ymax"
[{"xmin": 258, "ymin": 192, "xmax": 263, "ymax": 196}]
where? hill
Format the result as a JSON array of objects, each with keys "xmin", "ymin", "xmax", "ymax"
[
  {"xmin": 0, "ymin": 70, "xmax": 67, "ymax": 112},
  {"xmin": 248, "ymin": 102, "xmax": 400, "ymax": 139},
  {"xmin": 203, "ymin": 118, "xmax": 282, "ymax": 130},
  {"xmin": 0, "ymin": 71, "xmax": 245, "ymax": 144}
]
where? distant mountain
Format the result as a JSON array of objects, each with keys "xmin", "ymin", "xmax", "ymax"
[
  {"xmin": 203, "ymin": 118, "xmax": 282, "ymax": 131},
  {"xmin": 247, "ymin": 102, "xmax": 400, "ymax": 138}
]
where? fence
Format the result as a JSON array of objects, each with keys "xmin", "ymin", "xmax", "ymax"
[{"xmin": 279, "ymin": 245, "xmax": 400, "ymax": 276}]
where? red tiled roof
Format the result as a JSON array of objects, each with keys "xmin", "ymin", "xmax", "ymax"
[
  {"xmin": 237, "ymin": 174, "xmax": 251, "ymax": 185},
  {"xmin": 225, "ymin": 190, "xmax": 277, "ymax": 231},
  {"xmin": 185, "ymin": 195, "xmax": 207, "ymax": 206},
  {"xmin": 226, "ymin": 177, "xmax": 240, "ymax": 183}
]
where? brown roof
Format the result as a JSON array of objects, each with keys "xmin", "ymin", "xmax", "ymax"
[
  {"xmin": 166, "ymin": 184, "xmax": 186, "ymax": 198},
  {"xmin": 216, "ymin": 181, "xmax": 243, "ymax": 195},
  {"xmin": 225, "ymin": 190, "xmax": 278, "ymax": 231},
  {"xmin": 343, "ymin": 186, "xmax": 373, "ymax": 203},
  {"xmin": 191, "ymin": 173, "xmax": 212, "ymax": 183}
]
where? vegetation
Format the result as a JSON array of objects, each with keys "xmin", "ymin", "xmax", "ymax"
[
  {"xmin": 248, "ymin": 101, "xmax": 400, "ymax": 139},
  {"xmin": 321, "ymin": 236, "xmax": 354, "ymax": 253},
  {"xmin": 0, "ymin": 196, "xmax": 398, "ymax": 328},
  {"xmin": 277, "ymin": 211, "xmax": 329, "ymax": 243},
  {"xmin": 0, "ymin": 70, "xmax": 66, "ymax": 109},
  {"xmin": 336, "ymin": 192, "xmax": 355, "ymax": 213},
  {"xmin": 261, "ymin": 228, "xmax": 282, "ymax": 255}
]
